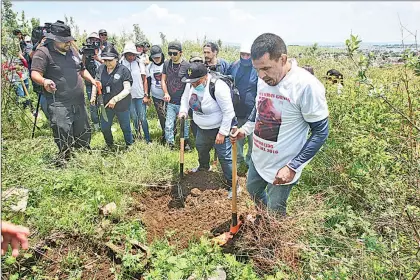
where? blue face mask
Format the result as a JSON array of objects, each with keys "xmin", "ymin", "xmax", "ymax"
[
  {"xmin": 195, "ymin": 83, "xmax": 205, "ymax": 92},
  {"xmin": 240, "ymin": 57, "xmax": 252, "ymax": 67}
]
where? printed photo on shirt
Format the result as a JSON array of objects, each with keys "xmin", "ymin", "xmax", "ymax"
[
  {"xmin": 254, "ymin": 97, "xmax": 282, "ymax": 142},
  {"xmin": 153, "ymin": 72, "xmax": 162, "ymax": 86},
  {"xmin": 189, "ymin": 93, "xmax": 203, "ymax": 114}
]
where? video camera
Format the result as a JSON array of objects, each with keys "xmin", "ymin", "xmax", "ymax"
[
  {"xmin": 31, "ymin": 23, "xmax": 52, "ymax": 45},
  {"xmin": 80, "ymin": 40, "xmax": 101, "ymax": 76},
  {"xmin": 205, "ymin": 63, "xmax": 221, "ymax": 72}
]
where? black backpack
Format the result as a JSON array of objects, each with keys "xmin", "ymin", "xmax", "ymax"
[{"xmin": 208, "ymin": 70, "xmax": 241, "ymax": 114}]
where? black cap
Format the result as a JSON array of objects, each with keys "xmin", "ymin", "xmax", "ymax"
[
  {"xmin": 98, "ymin": 29, "xmax": 107, "ymax": 34},
  {"xmin": 101, "ymin": 45, "xmax": 119, "ymax": 60},
  {"xmin": 45, "ymin": 21, "xmax": 74, "ymax": 43},
  {"xmin": 181, "ymin": 62, "xmax": 208, "ymax": 83},
  {"xmin": 168, "ymin": 41, "xmax": 182, "ymax": 52},
  {"xmin": 325, "ymin": 69, "xmax": 343, "ymax": 79},
  {"xmin": 150, "ymin": 45, "xmax": 162, "ymax": 58}
]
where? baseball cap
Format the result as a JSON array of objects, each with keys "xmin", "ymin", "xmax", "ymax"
[
  {"xmin": 168, "ymin": 41, "xmax": 182, "ymax": 52},
  {"xmin": 189, "ymin": 52, "xmax": 203, "ymax": 63},
  {"xmin": 101, "ymin": 45, "xmax": 119, "ymax": 60},
  {"xmin": 98, "ymin": 29, "xmax": 107, "ymax": 35},
  {"xmin": 181, "ymin": 62, "xmax": 208, "ymax": 83},
  {"xmin": 150, "ymin": 45, "xmax": 162, "ymax": 58}
]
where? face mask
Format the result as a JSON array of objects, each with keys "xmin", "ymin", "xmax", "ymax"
[
  {"xmin": 195, "ymin": 83, "xmax": 205, "ymax": 92},
  {"xmin": 240, "ymin": 57, "xmax": 252, "ymax": 67}
]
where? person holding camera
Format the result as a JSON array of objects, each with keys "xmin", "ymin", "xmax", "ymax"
[
  {"xmin": 98, "ymin": 29, "xmax": 109, "ymax": 50},
  {"xmin": 90, "ymin": 46, "xmax": 134, "ymax": 149},
  {"xmin": 82, "ymin": 32, "xmax": 103, "ymax": 131},
  {"xmin": 31, "ymin": 21, "xmax": 97, "ymax": 165},
  {"xmin": 120, "ymin": 42, "xmax": 151, "ymax": 143},
  {"xmin": 203, "ymin": 42, "xmax": 230, "ymax": 75}
]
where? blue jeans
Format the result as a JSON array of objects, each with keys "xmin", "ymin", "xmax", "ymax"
[
  {"xmin": 14, "ymin": 79, "xmax": 31, "ymax": 108},
  {"xmin": 85, "ymin": 84, "xmax": 99, "ymax": 124},
  {"xmin": 237, "ymin": 117, "xmax": 253, "ymax": 165},
  {"xmin": 130, "ymin": 98, "xmax": 150, "ymax": 142},
  {"xmin": 165, "ymin": 103, "xmax": 189, "ymax": 144},
  {"xmin": 100, "ymin": 108, "xmax": 133, "ymax": 146},
  {"xmin": 38, "ymin": 93, "xmax": 50, "ymax": 120},
  {"xmin": 196, "ymin": 127, "xmax": 232, "ymax": 184},
  {"xmin": 246, "ymin": 158, "xmax": 296, "ymax": 215}
]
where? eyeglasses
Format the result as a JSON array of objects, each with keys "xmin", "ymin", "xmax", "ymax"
[
  {"xmin": 191, "ymin": 60, "xmax": 203, "ymax": 63},
  {"xmin": 99, "ymin": 33, "xmax": 107, "ymax": 37},
  {"xmin": 168, "ymin": 51, "xmax": 179, "ymax": 56}
]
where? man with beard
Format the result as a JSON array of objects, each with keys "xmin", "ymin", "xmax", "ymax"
[
  {"xmin": 203, "ymin": 42, "xmax": 230, "ymax": 74},
  {"xmin": 31, "ymin": 21, "xmax": 97, "ymax": 166}
]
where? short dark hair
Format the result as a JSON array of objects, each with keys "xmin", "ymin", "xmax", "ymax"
[
  {"xmin": 251, "ymin": 33, "xmax": 287, "ymax": 61},
  {"xmin": 203, "ymin": 42, "xmax": 219, "ymax": 54},
  {"xmin": 302, "ymin": 65, "xmax": 314, "ymax": 75},
  {"xmin": 326, "ymin": 69, "xmax": 344, "ymax": 85}
]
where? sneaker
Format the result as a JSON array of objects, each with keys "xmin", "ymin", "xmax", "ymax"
[
  {"xmin": 169, "ymin": 143, "xmax": 175, "ymax": 150},
  {"xmin": 228, "ymin": 184, "xmax": 242, "ymax": 200},
  {"xmin": 190, "ymin": 166, "xmax": 212, "ymax": 173},
  {"xmin": 184, "ymin": 141, "xmax": 191, "ymax": 152}
]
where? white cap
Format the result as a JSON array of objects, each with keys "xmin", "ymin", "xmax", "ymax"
[
  {"xmin": 24, "ymin": 35, "xmax": 31, "ymax": 42},
  {"xmin": 240, "ymin": 42, "xmax": 252, "ymax": 54},
  {"xmin": 122, "ymin": 41, "xmax": 139, "ymax": 55}
]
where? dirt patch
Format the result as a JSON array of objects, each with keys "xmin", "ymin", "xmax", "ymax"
[
  {"xmin": 132, "ymin": 170, "xmax": 255, "ymax": 248},
  {"xmin": 7, "ymin": 233, "xmax": 118, "ymax": 279}
]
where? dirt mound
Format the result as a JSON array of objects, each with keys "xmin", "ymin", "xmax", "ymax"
[{"xmin": 132, "ymin": 170, "xmax": 255, "ymax": 248}]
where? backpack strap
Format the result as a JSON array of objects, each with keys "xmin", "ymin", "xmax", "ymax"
[{"xmin": 209, "ymin": 75, "xmax": 219, "ymax": 101}]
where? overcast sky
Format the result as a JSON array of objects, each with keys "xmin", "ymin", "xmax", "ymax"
[{"xmin": 11, "ymin": 1, "xmax": 420, "ymax": 45}]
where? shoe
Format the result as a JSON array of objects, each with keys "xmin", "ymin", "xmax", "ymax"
[
  {"xmin": 184, "ymin": 140, "xmax": 191, "ymax": 152},
  {"xmin": 169, "ymin": 143, "xmax": 175, "ymax": 150},
  {"xmin": 228, "ymin": 183, "xmax": 242, "ymax": 200},
  {"xmin": 159, "ymin": 135, "xmax": 166, "ymax": 145},
  {"xmin": 190, "ymin": 166, "xmax": 212, "ymax": 173}
]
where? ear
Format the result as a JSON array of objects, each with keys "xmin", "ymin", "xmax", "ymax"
[{"xmin": 281, "ymin": 54, "xmax": 288, "ymax": 65}]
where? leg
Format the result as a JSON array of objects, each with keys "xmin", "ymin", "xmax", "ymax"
[
  {"xmin": 165, "ymin": 103, "xmax": 177, "ymax": 145},
  {"xmin": 246, "ymin": 158, "xmax": 269, "ymax": 206},
  {"xmin": 72, "ymin": 104, "xmax": 92, "ymax": 150},
  {"xmin": 130, "ymin": 99, "xmax": 140, "ymax": 137},
  {"xmin": 191, "ymin": 119, "xmax": 198, "ymax": 139},
  {"xmin": 195, "ymin": 127, "xmax": 217, "ymax": 170},
  {"xmin": 214, "ymin": 134, "xmax": 233, "ymax": 185},
  {"xmin": 116, "ymin": 109, "xmax": 134, "ymax": 146},
  {"xmin": 266, "ymin": 182, "xmax": 295, "ymax": 215},
  {"xmin": 100, "ymin": 108, "xmax": 116, "ymax": 147},
  {"xmin": 48, "ymin": 104, "xmax": 74, "ymax": 160},
  {"xmin": 40, "ymin": 93, "xmax": 50, "ymax": 121},
  {"xmin": 153, "ymin": 97, "xmax": 166, "ymax": 134},
  {"xmin": 139, "ymin": 101, "xmax": 151, "ymax": 143}
]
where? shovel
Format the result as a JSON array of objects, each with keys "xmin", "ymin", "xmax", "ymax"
[
  {"xmin": 212, "ymin": 126, "xmax": 242, "ymax": 246},
  {"xmin": 177, "ymin": 116, "xmax": 186, "ymax": 205},
  {"xmin": 95, "ymin": 81, "xmax": 108, "ymax": 122}
]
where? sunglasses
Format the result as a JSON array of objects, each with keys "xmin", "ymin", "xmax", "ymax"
[
  {"xmin": 191, "ymin": 60, "xmax": 203, "ymax": 63},
  {"xmin": 99, "ymin": 33, "xmax": 107, "ymax": 36},
  {"xmin": 168, "ymin": 51, "xmax": 179, "ymax": 56}
]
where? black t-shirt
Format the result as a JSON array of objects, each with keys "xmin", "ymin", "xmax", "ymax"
[
  {"xmin": 162, "ymin": 59, "xmax": 189, "ymax": 105},
  {"xmin": 95, "ymin": 63, "xmax": 133, "ymax": 112},
  {"xmin": 31, "ymin": 44, "xmax": 85, "ymax": 106}
]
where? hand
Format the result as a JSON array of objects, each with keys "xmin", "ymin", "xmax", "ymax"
[
  {"xmin": 143, "ymin": 96, "xmax": 151, "ymax": 105},
  {"xmin": 18, "ymin": 51, "xmax": 24, "ymax": 60},
  {"xmin": 178, "ymin": 112, "xmax": 187, "ymax": 119},
  {"xmin": 90, "ymin": 96, "xmax": 96, "ymax": 105},
  {"xmin": 105, "ymin": 98, "xmax": 116, "ymax": 109},
  {"xmin": 163, "ymin": 93, "xmax": 171, "ymax": 103},
  {"xmin": 43, "ymin": 79, "xmax": 56, "ymax": 93},
  {"xmin": 1, "ymin": 221, "xmax": 30, "ymax": 257},
  {"xmin": 273, "ymin": 166, "xmax": 296, "ymax": 185},
  {"xmin": 230, "ymin": 128, "xmax": 246, "ymax": 144},
  {"xmin": 215, "ymin": 133, "xmax": 225, "ymax": 145}
]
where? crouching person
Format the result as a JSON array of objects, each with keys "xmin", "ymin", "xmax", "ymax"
[
  {"xmin": 179, "ymin": 63, "xmax": 238, "ymax": 199},
  {"xmin": 90, "ymin": 46, "xmax": 134, "ymax": 148}
]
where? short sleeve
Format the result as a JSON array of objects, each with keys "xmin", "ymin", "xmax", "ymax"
[
  {"xmin": 139, "ymin": 59, "xmax": 146, "ymax": 75},
  {"xmin": 300, "ymin": 79, "xmax": 329, "ymax": 123},
  {"xmin": 30, "ymin": 49, "xmax": 48, "ymax": 74},
  {"xmin": 123, "ymin": 66, "xmax": 133, "ymax": 85},
  {"xmin": 162, "ymin": 60, "xmax": 169, "ymax": 75}
]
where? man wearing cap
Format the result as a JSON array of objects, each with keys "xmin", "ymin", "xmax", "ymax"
[
  {"xmin": 82, "ymin": 32, "xmax": 103, "ymax": 131},
  {"xmin": 141, "ymin": 42, "xmax": 151, "ymax": 66},
  {"xmin": 120, "ymin": 41, "xmax": 150, "ymax": 143},
  {"xmin": 31, "ymin": 21, "xmax": 97, "ymax": 165},
  {"xmin": 203, "ymin": 42, "xmax": 230, "ymax": 74},
  {"xmin": 162, "ymin": 41, "xmax": 191, "ymax": 151},
  {"xmin": 230, "ymin": 33, "xmax": 329, "ymax": 215},
  {"xmin": 188, "ymin": 52, "xmax": 205, "ymax": 139},
  {"xmin": 145, "ymin": 45, "xmax": 167, "ymax": 144},
  {"xmin": 226, "ymin": 42, "xmax": 258, "ymax": 167},
  {"xmin": 179, "ymin": 63, "xmax": 238, "ymax": 199},
  {"xmin": 98, "ymin": 29, "xmax": 108, "ymax": 50}
]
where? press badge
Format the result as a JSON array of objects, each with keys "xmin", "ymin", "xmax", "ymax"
[{"xmin": 106, "ymin": 86, "xmax": 111, "ymax": 94}]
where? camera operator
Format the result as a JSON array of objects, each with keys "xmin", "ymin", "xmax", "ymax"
[
  {"xmin": 13, "ymin": 29, "xmax": 27, "ymax": 54},
  {"xmin": 81, "ymin": 32, "xmax": 103, "ymax": 131},
  {"xmin": 31, "ymin": 21, "xmax": 97, "ymax": 166}
]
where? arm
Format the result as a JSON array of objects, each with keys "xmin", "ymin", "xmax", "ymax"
[
  {"xmin": 286, "ymin": 118, "xmax": 329, "ymax": 172},
  {"xmin": 179, "ymin": 84, "xmax": 190, "ymax": 115},
  {"xmin": 80, "ymin": 69, "xmax": 96, "ymax": 85},
  {"xmin": 146, "ymin": 77, "xmax": 151, "ymax": 96},
  {"xmin": 214, "ymin": 80, "xmax": 236, "ymax": 136}
]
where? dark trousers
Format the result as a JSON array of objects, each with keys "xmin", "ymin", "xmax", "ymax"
[
  {"xmin": 48, "ymin": 102, "xmax": 91, "ymax": 159},
  {"xmin": 152, "ymin": 97, "xmax": 167, "ymax": 137},
  {"xmin": 100, "ymin": 108, "xmax": 133, "ymax": 146}
]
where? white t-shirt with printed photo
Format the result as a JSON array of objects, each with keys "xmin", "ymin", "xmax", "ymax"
[
  {"xmin": 251, "ymin": 61, "xmax": 329, "ymax": 185},
  {"xmin": 146, "ymin": 63, "xmax": 165, "ymax": 100},
  {"xmin": 120, "ymin": 58, "xmax": 146, "ymax": 99}
]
